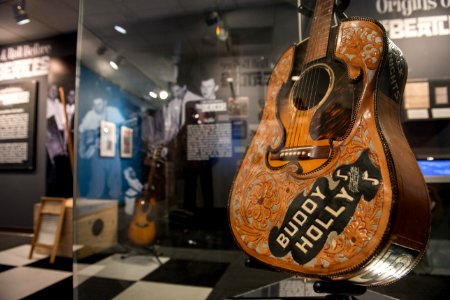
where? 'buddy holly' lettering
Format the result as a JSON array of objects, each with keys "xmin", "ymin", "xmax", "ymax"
[{"xmin": 269, "ymin": 150, "xmax": 381, "ymax": 265}]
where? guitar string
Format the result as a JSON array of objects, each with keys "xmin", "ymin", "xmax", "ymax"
[
  {"xmin": 289, "ymin": 47, "xmax": 307, "ymax": 147},
  {"xmin": 291, "ymin": 0, "xmax": 322, "ymax": 149},
  {"xmin": 306, "ymin": 0, "xmax": 334, "ymax": 146},
  {"xmin": 288, "ymin": 0, "xmax": 332, "ymax": 152},
  {"xmin": 286, "ymin": 68, "xmax": 297, "ymax": 148},
  {"xmin": 295, "ymin": 0, "xmax": 330, "ymax": 149},
  {"xmin": 287, "ymin": 80, "xmax": 298, "ymax": 148},
  {"xmin": 287, "ymin": 42, "xmax": 308, "ymax": 147},
  {"xmin": 303, "ymin": 12, "xmax": 323, "ymax": 147},
  {"xmin": 288, "ymin": 13, "xmax": 315, "ymax": 150},
  {"xmin": 288, "ymin": 1, "xmax": 318, "ymax": 148}
]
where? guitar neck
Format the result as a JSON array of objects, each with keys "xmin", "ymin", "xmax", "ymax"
[
  {"xmin": 143, "ymin": 161, "xmax": 157, "ymax": 200},
  {"xmin": 143, "ymin": 146, "xmax": 163, "ymax": 201},
  {"xmin": 304, "ymin": 0, "xmax": 335, "ymax": 64}
]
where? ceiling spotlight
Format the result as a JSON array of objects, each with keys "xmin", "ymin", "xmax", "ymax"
[
  {"xmin": 159, "ymin": 90, "xmax": 169, "ymax": 100},
  {"xmin": 109, "ymin": 55, "xmax": 123, "ymax": 70},
  {"xmin": 114, "ymin": 25, "xmax": 127, "ymax": 34},
  {"xmin": 13, "ymin": 0, "xmax": 30, "ymax": 25},
  {"xmin": 205, "ymin": 11, "xmax": 219, "ymax": 26},
  {"xmin": 215, "ymin": 20, "xmax": 229, "ymax": 41},
  {"xmin": 96, "ymin": 45, "xmax": 107, "ymax": 56},
  {"xmin": 149, "ymin": 91, "xmax": 158, "ymax": 99}
]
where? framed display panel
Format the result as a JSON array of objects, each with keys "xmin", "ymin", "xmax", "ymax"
[
  {"xmin": 99, "ymin": 120, "xmax": 116, "ymax": 157},
  {"xmin": 430, "ymin": 81, "xmax": 450, "ymax": 119},
  {"xmin": 0, "ymin": 80, "xmax": 38, "ymax": 171},
  {"xmin": 120, "ymin": 125, "xmax": 133, "ymax": 158},
  {"xmin": 403, "ymin": 80, "xmax": 450, "ymax": 121}
]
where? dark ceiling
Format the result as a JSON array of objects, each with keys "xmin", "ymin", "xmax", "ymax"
[{"xmin": 0, "ymin": 0, "xmax": 300, "ymax": 107}]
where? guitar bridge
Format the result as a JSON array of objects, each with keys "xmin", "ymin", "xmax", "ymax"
[{"xmin": 272, "ymin": 145, "xmax": 330, "ymax": 161}]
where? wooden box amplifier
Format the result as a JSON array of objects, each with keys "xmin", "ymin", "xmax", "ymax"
[{"xmin": 34, "ymin": 198, "xmax": 118, "ymax": 259}]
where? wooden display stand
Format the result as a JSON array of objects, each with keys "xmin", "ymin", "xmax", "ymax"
[
  {"xmin": 29, "ymin": 197, "xmax": 66, "ymax": 263},
  {"xmin": 33, "ymin": 198, "xmax": 118, "ymax": 259}
]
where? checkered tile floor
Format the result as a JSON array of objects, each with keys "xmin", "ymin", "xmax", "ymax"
[
  {"xmin": 3, "ymin": 238, "xmax": 448, "ymax": 300},
  {"xmin": 0, "ymin": 244, "xmax": 229, "ymax": 300}
]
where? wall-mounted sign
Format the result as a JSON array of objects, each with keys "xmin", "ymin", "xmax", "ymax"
[
  {"xmin": 352, "ymin": 0, "xmax": 450, "ymax": 40},
  {"xmin": 0, "ymin": 80, "xmax": 38, "ymax": 171},
  {"xmin": 185, "ymin": 99, "xmax": 232, "ymax": 161},
  {"xmin": 0, "ymin": 43, "xmax": 52, "ymax": 82}
]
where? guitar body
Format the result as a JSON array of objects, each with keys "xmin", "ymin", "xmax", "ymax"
[
  {"xmin": 128, "ymin": 197, "xmax": 157, "ymax": 246},
  {"xmin": 127, "ymin": 145, "xmax": 164, "ymax": 247},
  {"xmin": 228, "ymin": 16, "xmax": 430, "ymax": 286}
]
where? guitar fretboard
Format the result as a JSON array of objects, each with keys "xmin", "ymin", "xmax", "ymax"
[{"xmin": 304, "ymin": 0, "xmax": 335, "ymax": 64}]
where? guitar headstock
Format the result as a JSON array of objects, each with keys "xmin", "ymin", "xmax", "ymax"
[{"xmin": 152, "ymin": 144, "xmax": 166, "ymax": 161}]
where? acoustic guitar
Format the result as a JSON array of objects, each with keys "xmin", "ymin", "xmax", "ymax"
[
  {"xmin": 128, "ymin": 145, "xmax": 163, "ymax": 246},
  {"xmin": 228, "ymin": 0, "xmax": 430, "ymax": 286}
]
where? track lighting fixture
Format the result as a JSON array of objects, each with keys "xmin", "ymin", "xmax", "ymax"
[
  {"xmin": 205, "ymin": 11, "xmax": 219, "ymax": 26},
  {"xmin": 149, "ymin": 91, "xmax": 158, "ymax": 99},
  {"xmin": 215, "ymin": 20, "xmax": 229, "ymax": 41},
  {"xmin": 96, "ymin": 45, "xmax": 107, "ymax": 56},
  {"xmin": 114, "ymin": 25, "xmax": 127, "ymax": 34},
  {"xmin": 13, "ymin": 0, "xmax": 30, "ymax": 25},
  {"xmin": 109, "ymin": 55, "xmax": 123, "ymax": 70},
  {"xmin": 205, "ymin": 11, "xmax": 228, "ymax": 41},
  {"xmin": 159, "ymin": 90, "xmax": 169, "ymax": 100}
]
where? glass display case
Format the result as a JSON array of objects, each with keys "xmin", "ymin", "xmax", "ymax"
[
  {"xmin": 73, "ymin": 1, "xmax": 299, "ymax": 299},
  {"xmin": 72, "ymin": 1, "xmax": 450, "ymax": 299}
]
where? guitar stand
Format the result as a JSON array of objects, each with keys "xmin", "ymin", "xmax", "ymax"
[
  {"xmin": 232, "ymin": 257, "xmax": 367, "ymax": 300},
  {"xmin": 298, "ymin": 0, "xmax": 350, "ymax": 20},
  {"xmin": 120, "ymin": 244, "xmax": 163, "ymax": 265},
  {"xmin": 312, "ymin": 281, "xmax": 367, "ymax": 300}
]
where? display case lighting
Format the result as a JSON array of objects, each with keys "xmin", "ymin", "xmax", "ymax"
[
  {"xmin": 13, "ymin": 0, "xmax": 30, "ymax": 25},
  {"xmin": 109, "ymin": 55, "xmax": 123, "ymax": 70},
  {"xmin": 215, "ymin": 20, "xmax": 228, "ymax": 41},
  {"xmin": 159, "ymin": 90, "xmax": 169, "ymax": 100},
  {"xmin": 114, "ymin": 25, "xmax": 127, "ymax": 34}
]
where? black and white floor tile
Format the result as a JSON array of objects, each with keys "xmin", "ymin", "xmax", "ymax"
[
  {"xmin": 0, "ymin": 245, "xmax": 72, "ymax": 300},
  {"xmin": 1, "ymin": 237, "xmax": 449, "ymax": 300},
  {"xmin": 0, "ymin": 244, "xmax": 230, "ymax": 300}
]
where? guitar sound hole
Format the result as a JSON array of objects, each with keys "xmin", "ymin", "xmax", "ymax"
[{"xmin": 292, "ymin": 64, "xmax": 332, "ymax": 110}]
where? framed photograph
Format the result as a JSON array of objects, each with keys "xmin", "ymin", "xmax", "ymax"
[
  {"xmin": 120, "ymin": 126, "xmax": 133, "ymax": 158},
  {"xmin": 99, "ymin": 121, "xmax": 116, "ymax": 157}
]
